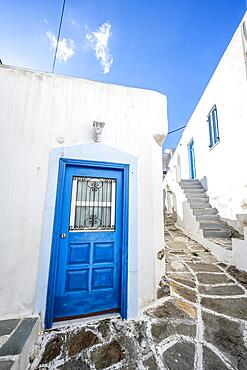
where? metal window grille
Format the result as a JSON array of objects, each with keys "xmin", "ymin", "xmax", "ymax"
[{"xmin": 69, "ymin": 177, "xmax": 116, "ymax": 231}]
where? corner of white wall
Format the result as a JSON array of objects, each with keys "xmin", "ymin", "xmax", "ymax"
[{"xmin": 231, "ymin": 227, "xmax": 247, "ymax": 271}]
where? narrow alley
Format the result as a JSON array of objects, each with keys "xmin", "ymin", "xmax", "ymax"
[{"xmin": 28, "ymin": 216, "xmax": 247, "ymax": 370}]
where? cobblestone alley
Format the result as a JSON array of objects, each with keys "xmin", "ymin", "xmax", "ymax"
[{"xmin": 29, "ymin": 216, "xmax": 247, "ymax": 370}]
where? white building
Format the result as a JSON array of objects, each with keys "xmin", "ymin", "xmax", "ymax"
[
  {"xmin": 0, "ymin": 65, "xmax": 167, "ymax": 329},
  {"xmin": 164, "ymin": 12, "xmax": 247, "ymax": 271}
]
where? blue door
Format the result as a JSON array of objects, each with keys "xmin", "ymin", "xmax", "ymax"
[
  {"xmin": 188, "ymin": 139, "xmax": 196, "ymax": 179},
  {"xmin": 53, "ymin": 164, "xmax": 124, "ymax": 321}
]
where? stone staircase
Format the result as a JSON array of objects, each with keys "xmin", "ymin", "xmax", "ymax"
[
  {"xmin": 180, "ymin": 179, "xmax": 232, "ymax": 240},
  {"xmin": 165, "ymin": 177, "xmax": 247, "ymax": 270}
]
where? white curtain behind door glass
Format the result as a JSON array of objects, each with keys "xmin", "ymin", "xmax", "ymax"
[{"xmin": 69, "ymin": 177, "xmax": 116, "ymax": 231}]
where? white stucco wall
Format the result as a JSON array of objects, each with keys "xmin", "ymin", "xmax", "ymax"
[
  {"xmin": 165, "ymin": 13, "xmax": 247, "ymax": 226},
  {"xmin": 0, "ymin": 65, "xmax": 167, "ymax": 320}
]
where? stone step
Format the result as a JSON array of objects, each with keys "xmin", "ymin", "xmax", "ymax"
[
  {"xmin": 203, "ymin": 229, "xmax": 232, "ymax": 238},
  {"xmin": 207, "ymin": 237, "xmax": 232, "ymax": 250},
  {"xmin": 0, "ymin": 317, "xmax": 39, "ymax": 370},
  {"xmin": 0, "ymin": 360, "xmax": 15, "ymax": 370},
  {"xmin": 180, "ymin": 179, "xmax": 200, "ymax": 184},
  {"xmin": 196, "ymin": 214, "xmax": 220, "ymax": 222},
  {"xmin": 181, "ymin": 183, "xmax": 203, "ymax": 189},
  {"xmin": 179, "ymin": 179, "xmax": 234, "ymax": 242},
  {"xmin": 186, "ymin": 193, "xmax": 208, "ymax": 199},
  {"xmin": 193, "ymin": 208, "xmax": 218, "ymax": 215},
  {"xmin": 190, "ymin": 202, "xmax": 211, "ymax": 209},
  {"xmin": 184, "ymin": 188, "xmax": 206, "ymax": 194},
  {"xmin": 199, "ymin": 221, "xmax": 229, "ymax": 230},
  {"xmin": 188, "ymin": 197, "xmax": 209, "ymax": 204}
]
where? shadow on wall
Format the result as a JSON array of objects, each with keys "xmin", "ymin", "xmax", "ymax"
[
  {"xmin": 176, "ymin": 155, "xmax": 181, "ymax": 183},
  {"xmin": 163, "ymin": 188, "xmax": 166, "ymax": 214},
  {"xmin": 163, "ymin": 182, "xmax": 198, "ymax": 237},
  {"xmin": 221, "ymin": 214, "xmax": 247, "ymax": 236},
  {"xmin": 165, "ymin": 193, "xmax": 200, "ymax": 240},
  {"xmin": 165, "ymin": 185, "xmax": 178, "ymax": 221},
  {"xmin": 164, "ymin": 193, "xmax": 189, "ymax": 234},
  {"xmin": 199, "ymin": 176, "xmax": 208, "ymax": 191}
]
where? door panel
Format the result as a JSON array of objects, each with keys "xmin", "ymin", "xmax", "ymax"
[{"xmin": 53, "ymin": 165, "xmax": 123, "ymax": 320}]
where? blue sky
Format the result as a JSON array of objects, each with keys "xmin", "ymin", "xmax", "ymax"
[{"xmin": 0, "ymin": 0, "xmax": 245, "ymax": 149}]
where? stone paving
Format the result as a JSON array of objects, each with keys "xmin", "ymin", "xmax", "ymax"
[{"xmin": 29, "ymin": 215, "xmax": 247, "ymax": 370}]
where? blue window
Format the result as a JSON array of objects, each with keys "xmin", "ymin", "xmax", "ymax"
[{"xmin": 207, "ymin": 105, "xmax": 219, "ymax": 148}]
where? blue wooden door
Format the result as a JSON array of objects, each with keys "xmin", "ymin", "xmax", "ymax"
[
  {"xmin": 53, "ymin": 165, "xmax": 123, "ymax": 321},
  {"xmin": 188, "ymin": 140, "xmax": 196, "ymax": 179}
]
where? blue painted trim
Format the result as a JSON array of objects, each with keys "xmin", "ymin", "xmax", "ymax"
[
  {"xmin": 45, "ymin": 158, "xmax": 129, "ymax": 329},
  {"xmin": 121, "ymin": 166, "xmax": 129, "ymax": 319},
  {"xmin": 45, "ymin": 160, "xmax": 66, "ymax": 329},
  {"xmin": 188, "ymin": 139, "xmax": 196, "ymax": 179},
  {"xmin": 207, "ymin": 105, "xmax": 220, "ymax": 149}
]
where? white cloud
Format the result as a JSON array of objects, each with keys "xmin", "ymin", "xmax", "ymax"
[
  {"xmin": 86, "ymin": 22, "xmax": 113, "ymax": 74},
  {"xmin": 43, "ymin": 18, "xmax": 48, "ymax": 24},
  {"xmin": 46, "ymin": 31, "xmax": 75, "ymax": 62}
]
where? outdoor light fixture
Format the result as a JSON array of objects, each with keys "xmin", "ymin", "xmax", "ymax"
[{"xmin": 93, "ymin": 121, "xmax": 105, "ymax": 143}]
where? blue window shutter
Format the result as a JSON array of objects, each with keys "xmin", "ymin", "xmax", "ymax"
[
  {"xmin": 212, "ymin": 107, "xmax": 219, "ymax": 142},
  {"xmin": 208, "ymin": 115, "xmax": 213, "ymax": 147},
  {"xmin": 208, "ymin": 105, "xmax": 219, "ymax": 148}
]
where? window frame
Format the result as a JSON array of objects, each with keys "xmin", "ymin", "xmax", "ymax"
[
  {"xmin": 69, "ymin": 176, "xmax": 116, "ymax": 232},
  {"xmin": 207, "ymin": 105, "xmax": 220, "ymax": 149}
]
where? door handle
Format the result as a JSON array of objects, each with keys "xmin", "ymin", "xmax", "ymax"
[{"xmin": 61, "ymin": 233, "xmax": 67, "ymax": 239}]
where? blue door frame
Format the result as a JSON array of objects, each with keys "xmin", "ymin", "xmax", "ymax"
[
  {"xmin": 188, "ymin": 139, "xmax": 196, "ymax": 179},
  {"xmin": 45, "ymin": 158, "xmax": 129, "ymax": 329}
]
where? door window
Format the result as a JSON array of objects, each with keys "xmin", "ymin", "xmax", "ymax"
[{"xmin": 69, "ymin": 177, "xmax": 116, "ymax": 231}]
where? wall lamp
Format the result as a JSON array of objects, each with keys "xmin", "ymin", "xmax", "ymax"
[{"xmin": 93, "ymin": 121, "xmax": 105, "ymax": 143}]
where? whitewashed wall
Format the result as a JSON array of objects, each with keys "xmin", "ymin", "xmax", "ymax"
[
  {"xmin": 0, "ymin": 66, "xmax": 167, "ymax": 319},
  {"xmin": 165, "ymin": 13, "xmax": 247, "ymax": 228}
]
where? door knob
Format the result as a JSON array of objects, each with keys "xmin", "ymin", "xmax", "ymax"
[{"xmin": 61, "ymin": 233, "xmax": 67, "ymax": 239}]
